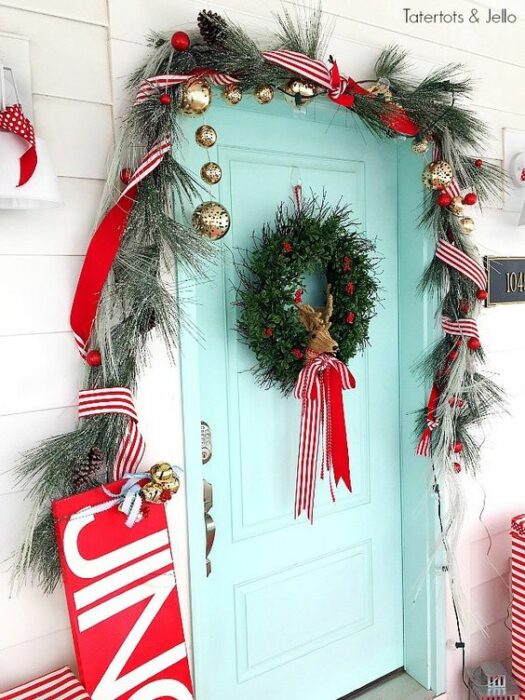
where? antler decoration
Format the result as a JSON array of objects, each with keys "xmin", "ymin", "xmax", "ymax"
[{"xmin": 297, "ymin": 286, "xmax": 338, "ymax": 361}]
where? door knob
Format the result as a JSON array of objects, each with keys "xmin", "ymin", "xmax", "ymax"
[{"xmin": 203, "ymin": 479, "xmax": 216, "ymax": 576}]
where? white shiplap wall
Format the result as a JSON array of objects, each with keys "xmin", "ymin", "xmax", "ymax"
[{"xmin": 1, "ymin": 1, "xmax": 524, "ymax": 697}]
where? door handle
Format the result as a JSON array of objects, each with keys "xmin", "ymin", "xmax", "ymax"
[{"xmin": 203, "ymin": 479, "xmax": 216, "ymax": 576}]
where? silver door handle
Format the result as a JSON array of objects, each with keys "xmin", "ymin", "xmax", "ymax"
[{"xmin": 203, "ymin": 479, "xmax": 215, "ymax": 576}]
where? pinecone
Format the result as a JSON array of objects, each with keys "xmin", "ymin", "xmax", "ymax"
[
  {"xmin": 197, "ymin": 9, "xmax": 227, "ymax": 47},
  {"xmin": 72, "ymin": 447, "xmax": 105, "ymax": 492}
]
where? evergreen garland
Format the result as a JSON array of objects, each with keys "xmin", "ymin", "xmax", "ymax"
[{"xmin": 12, "ymin": 5, "xmax": 505, "ymax": 597}]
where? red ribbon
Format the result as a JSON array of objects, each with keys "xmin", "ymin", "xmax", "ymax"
[
  {"xmin": 262, "ymin": 49, "xmax": 419, "ymax": 137},
  {"xmin": 0, "ymin": 103, "xmax": 37, "ymax": 186},
  {"xmin": 135, "ymin": 69, "xmax": 237, "ymax": 104},
  {"xmin": 415, "ymin": 383, "xmax": 440, "ymax": 457},
  {"xmin": 70, "ymin": 138, "xmax": 170, "ymax": 358},
  {"xmin": 294, "ymin": 353, "xmax": 356, "ymax": 522}
]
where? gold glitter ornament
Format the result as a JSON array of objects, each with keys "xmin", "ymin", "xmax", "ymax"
[
  {"xmin": 283, "ymin": 78, "xmax": 319, "ymax": 105},
  {"xmin": 192, "ymin": 201, "xmax": 231, "ymax": 240},
  {"xmin": 200, "ymin": 161, "xmax": 222, "ymax": 185},
  {"xmin": 422, "ymin": 160, "xmax": 454, "ymax": 189},
  {"xmin": 195, "ymin": 124, "xmax": 217, "ymax": 148},
  {"xmin": 255, "ymin": 84, "xmax": 274, "ymax": 104},
  {"xmin": 449, "ymin": 196, "xmax": 464, "ymax": 216},
  {"xmin": 223, "ymin": 84, "xmax": 243, "ymax": 105},
  {"xmin": 181, "ymin": 78, "xmax": 212, "ymax": 115},
  {"xmin": 411, "ymin": 136, "xmax": 430, "ymax": 154},
  {"xmin": 459, "ymin": 216, "xmax": 475, "ymax": 234}
]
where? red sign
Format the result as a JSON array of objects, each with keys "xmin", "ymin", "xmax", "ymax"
[{"xmin": 53, "ymin": 480, "xmax": 194, "ymax": 700}]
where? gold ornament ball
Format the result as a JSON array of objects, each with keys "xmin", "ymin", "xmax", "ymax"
[
  {"xmin": 181, "ymin": 78, "xmax": 212, "ymax": 115},
  {"xmin": 283, "ymin": 78, "xmax": 318, "ymax": 100},
  {"xmin": 412, "ymin": 137, "xmax": 430, "ymax": 155},
  {"xmin": 223, "ymin": 84, "xmax": 243, "ymax": 105},
  {"xmin": 368, "ymin": 80, "xmax": 393, "ymax": 102},
  {"xmin": 195, "ymin": 124, "xmax": 217, "ymax": 148},
  {"xmin": 255, "ymin": 84, "xmax": 274, "ymax": 104},
  {"xmin": 459, "ymin": 216, "xmax": 475, "ymax": 234},
  {"xmin": 140, "ymin": 482, "xmax": 164, "ymax": 504},
  {"xmin": 192, "ymin": 201, "xmax": 231, "ymax": 240},
  {"xmin": 150, "ymin": 462, "xmax": 174, "ymax": 484},
  {"xmin": 449, "ymin": 196, "xmax": 464, "ymax": 216},
  {"xmin": 429, "ymin": 160, "xmax": 454, "ymax": 189},
  {"xmin": 200, "ymin": 161, "xmax": 222, "ymax": 185}
]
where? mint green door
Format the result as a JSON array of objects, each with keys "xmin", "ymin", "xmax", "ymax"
[{"xmin": 180, "ymin": 96, "xmax": 403, "ymax": 700}]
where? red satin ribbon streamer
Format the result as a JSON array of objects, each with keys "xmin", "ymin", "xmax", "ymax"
[
  {"xmin": 294, "ymin": 353, "xmax": 356, "ymax": 522},
  {"xmin": 70, "ymin": 138, "xmax": 171, "ymax": 358},
  {"xmin": 415, "ymin": 383, "xmax": 440, "ymax": 457},
  {"xmin": 262, "ymin": 49, "xmax": 419, "ymax": 137},
  {"xmin": 0, "ymin": 103, "xmax": 37, "ymax": 186}
]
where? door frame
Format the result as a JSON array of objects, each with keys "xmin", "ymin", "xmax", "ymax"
[{"xmin": 177, "ymin": 98, "xmax": 446, "ymax": 698}]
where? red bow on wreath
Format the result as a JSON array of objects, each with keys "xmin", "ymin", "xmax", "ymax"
[
  {"xmin": 294, "ymin": 353, "xmax": 356, "ymax": 522},
  {"xmin": 0, "ymin": 103, "xmax": 37, "ymax": 186}
]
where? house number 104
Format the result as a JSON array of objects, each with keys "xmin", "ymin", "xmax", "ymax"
[{"xmin": 506, "ymin": 271, "xmax": 525, "ymax": 293}]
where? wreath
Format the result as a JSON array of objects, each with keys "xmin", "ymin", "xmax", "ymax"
[{"xmin": 237, "ymin": 197, "xmax": 380, "ymax": 394}]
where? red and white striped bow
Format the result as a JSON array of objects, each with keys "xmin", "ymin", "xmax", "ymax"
[
  {"xmin": 441, "ymin": 316, "xmax": 480, "ymax": 340},
  {"xmin": 294, "ymin": 353, "xmax": 355, "ymax": 522},
  {"xmin": 135, "ymin": 70, "xmax": 238, "ymax": 104},
  {"xmin": 70, "ymin": 138, "xmax": 170, "ymax": 358},
  {"xmin": 78, "ymin": 388, "xmax": 145, "ymax": 481},
  {"xmin": 0, "ymin": 102, "xmax": 37, "ymax": 186},
  {"xmin": 435, "ymin": 239, "xmax": 487, "ymax": 291},
  {"xmin": 432, "ymin": 143, "xmax": 462, "ymax": 198},
  {"xmin": 0, "ymin": 667, "xmax": 90, "ymax": 700},
  {"xmin": 262, "ymin": 49, "xmax": 419, "ymax": 136}
]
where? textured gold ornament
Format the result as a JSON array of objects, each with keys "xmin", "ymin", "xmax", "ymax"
[
  {"xmin": 195, "ymin": 124, "xmax": 217, "ymax": 148},
  {"xmin": 283, "ymin": 78, "xmax": 319, "ymax": 103},
  {"xmin": 200, "ymin": 161, "xmax": 222, "ymax": 185},
  {"xmin": 181, "ymin": 78, "xmax": 212, "ymax": 115},
  {"xmin": 192, "ymin": 201, "xmax": 231, "ymax": 240},
  {"xmin": 368, "ymin": 79, "xmax": 393, "ymax": 102},
  {"xmin": 223, "ymin": 84, "xmax": 243, "ymax": 105},
  {"xmin": 459, "ymin": 216, "xmax": 475, "ymax": 234},
  {"xmin": 411, "ymin": 136, "xmax": 430, "ymax": 154},
  {"xmin": 255, "ymin": 84, "xmax": 274, "ymax": 104},
  {"xmin": 449, "ymin": 196, "xmax": 464, "ymax": 216},
  {"xmin": 422, "ymin": 160, "xmax": 454, "ymax": 189}
]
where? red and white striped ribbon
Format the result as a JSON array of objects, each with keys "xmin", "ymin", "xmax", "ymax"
[
  {"xmin": 78, "ymin": 388, "xmax": 145, "ymax": 481},
  {"xmin": 441, "ymin": 316, "xmax": 480, "ymax": 340},
  {"xmin": 435, "ymin": 239, "xmax": 487, "ymax": 291},
  {"xmin": 432, "ymin": 142, "xmax": 461, "ymax": 198},
  {"xmin": 135, "ymin": 71, "xmax": 238, "ymax": 104},
  {"xmin": 263, "ymin": 50, "xmax": 334, "ymax": 91},
  {"xmin": 0, "ymin": 667, "xmax": 91, "ymax": 700},
  {"xmin": 294, "ymin": 354, "xmax": 355, "ymax": 522},
  {"xmin": 512, "ymin": 515, "xmax": 525, "ymax": 695},
  {"xmin": 70, "ymin": 137, "xmax": 171, "ymax": 358}
]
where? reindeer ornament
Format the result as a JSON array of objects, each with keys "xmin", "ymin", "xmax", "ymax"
[{"xmin": 297, "ymin": 286, "xmax": 339, "ymax": 362}]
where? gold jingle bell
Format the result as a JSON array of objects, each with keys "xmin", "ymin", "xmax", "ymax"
[
  {"xmin": 200, "ymin": 161, "xmax": 222, "ymax": 185},
  {"xmin": 192, "ymin": 201, "xmax": 231, "ymax": 240},
  {"xmin": 150, "ymin": 462, "xmax": 180, "ymax": 493},
  {"xmin": 283, "ymin": 78, "xmax": 319, "ymax": 105},
  {"xmin": 181, "ymin": 78, "xmax": 212, "ymax": 116},
  {"xmin": 449, "ymin": 196, "xmax": 464, "ymax": 216},
  {"xmin": 459, "ymin": 216, "xmax": 475, "ymax": 234},
  {"xmin": 254, "ymin": 84, "xmax": 274, "ymax": 104},
  {"xmin": 223, "ymin": 84, "xmax": 243, "ymax": 105},
  {"xmin": 195, "ymin": 124, "xmax": 217, "ymax": 148},
  {"xmin": 422, "ymin": 160, "xmax": 454, "ymax": 190},
  {"xmin": 141, "ymin": 481, "xmax": 164, "ymax": 504}
]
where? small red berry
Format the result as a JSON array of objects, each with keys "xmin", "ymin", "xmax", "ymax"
[
  {"xmin": 120, "ymin": 168, "xmax": 132, "ymax": 184},
  {"xmin": 294, "ymin": 289, "xmax": 303, "ymax": 304},
  {"xmin": 437, "ymin": 193, "xmax": 453, "ymax": 207},
  {"xmin": 159, "ymin": 93, "xmax": 172, "ymax": 105},
  {"xmin": 468, "ymin": 337, "xmax": 481, "ymax": 351},
  {"xmin": 453, "ymin": 462, "xmax": 462, "ymax": 474},
  {"xmin": 448, "ymin": 397, "xmax": 464, "ymax": 408},
  {"xmin": 345, "ymin": 281, "xmax": 355, "ymax": 295},
  {"xmin": 453, "ymin": 441, "xmax": 463, "ymax": 454},
  {"xmin": 343, "ymin": 256, "xmax": 352, "ymax": 272},
  {"xmin": 476, "ymin": 289, "xmax": 488, "ymax": 301},
  {"xmin": 160, "ymin": 490, "xmax": 172, "ymax": 502},
  {"xmin": 474, "ymin": 159, "xmax": 483, "ymax": 168},
  {"xmin": 283, "ymin": 241, "xmax": 293, "ymax": 254},
  {"xmin": 459, "ymin": 299, "xmax": 470, "ymax": 315},
  {"xmin": 346, "ymin": 311, "xmax": 356, "ymax": 324},
  {"xmin": 291, "ymin": 347, "xmax": 304, "ymax": 360},
  {"xmin": 462, "ymin": 192, "xmax": 478, "ymax": 206},
  {"xmin": 86, "ymin": 349, "xmax": 102, "ymax": 367},
  {"xmin": 264, "ymin": 327, "xmax": 273, "ymax": 337},
  {"xmin": 449, "ymin": 349, "xmax": 459, "ymax": 361},
  {"xmin": 170, "ymin": 31, "xmax": 190, "ymax": 52}
]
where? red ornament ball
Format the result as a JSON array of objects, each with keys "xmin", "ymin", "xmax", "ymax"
[
  {"xmin": 170, "ymin": 31, "xmax": 190, "ymax": 52},
  {"xmin": 282, "ymin": 241, "xmax": 293, "ymax": 254},
  {"xmin": 437, "ymin": 193, "xmax": 453, "ymax": 207},
  {"xmin": 462, "ymin": 192, "xmax": 478, "ymax": 206},
  {"xmin": 453, "ymin": 440, "xmax": 463, "ymax": 454},
  {"xmin": 264, "ymin": 326, "xmax": 273, "ymax": 337},
  {"xmin": 474, "ymin": 159, "xmax": 483, "ymax": 168},
  {"xmin": 291, "ymin": 347, "xmax": 304, "ymax": 360},
  {"xmin": 86, "ymin": 350, "xmax": 102, "ymax": 367},
  {"xmin": 476, "ymin": 289, "xmax": 488, "ymax": 301},
  {"xmin": 468, "ymin": 337, "xmax": 481, "ymax": 351},
  {"xmin": 159, "ymin": 93, "xmax": 172, "ymax": 105},
  {"xmin": 120, "ymin": 168, "xmax": 132, "ymax": 184},
  {"xmin": 453, "ymin": 462, "xmax": 462, "ymax": 474}
]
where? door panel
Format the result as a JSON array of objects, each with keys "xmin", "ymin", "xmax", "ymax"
[{"xmin": 179, "ymin": 96, "xmax": 403, "ymax": 700}]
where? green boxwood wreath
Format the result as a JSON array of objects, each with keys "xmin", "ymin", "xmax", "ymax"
[{"xmin": 237, "ymin": 196, "xmax": 380, "ymax": 394}]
